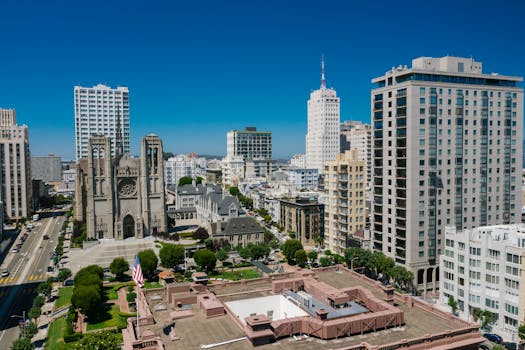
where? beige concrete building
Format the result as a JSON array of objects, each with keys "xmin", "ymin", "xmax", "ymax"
[
  {"xmin": 0, "ymin": 109, "xmax": 32, "ymax": 219},
  {"xmin": 75, "ymin": 134, "xmax": 167, "ymax": 239},
  {"xmin": 372, "ymin": 56, "xmax": 523, "ymax": 291},
  {"xmin": 324, "ymin": 150, "xmax": 366, "ymax": 254},
  {"xmin": 340, "ymin": 121, "xmax": 372, "ymax": 188},
  {"xmin": 279, "ymin": 197, "xmax": 324, "ymax": 246}
]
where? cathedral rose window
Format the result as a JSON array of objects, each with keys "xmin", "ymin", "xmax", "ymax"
[{"xmin": 118, "ymin": 178, "xmax": 137, "ymax": 197}]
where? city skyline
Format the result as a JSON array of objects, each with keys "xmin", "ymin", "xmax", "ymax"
[{"xmin": 1, "ymin": 0, "xmax": 524, "ymax": 160}]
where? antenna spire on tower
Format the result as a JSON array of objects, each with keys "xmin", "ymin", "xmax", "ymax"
[
  {"xmin": 115, "ymin": 105, "xmax": 123, "ymax": 157},
  {"xmin": 321, "ymin": 55, "xmax": 326, "ymax": 88}
]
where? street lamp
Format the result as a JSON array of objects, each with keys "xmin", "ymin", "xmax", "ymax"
[
  {"xmin": 11, "ymin": 311, "xmax": 26, "ymax": 337},
  {"xmin": 350, "ymin": 257, "xmax": 359, "ymax": 271}
]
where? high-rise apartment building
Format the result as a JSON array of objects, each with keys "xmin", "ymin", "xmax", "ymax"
[
  {"xmin": 306, "ymin": 58, "xmax": 340, "ymax": 173},
  {"xmin": 226, "ymin": 127, "xmax": 272, "ymax": 160},
  {"xmin": 340, "ymin": 121, "xmax": 372, "ymax": 188},
  {"xmin": 439, "ymin": 224, "xmax": 525, "ymax": 341},
  {"xmin": 74, "ymin": 84, "xmax": 130, "ymax": 160},
  {"xmin": 324, "ymin": 149, "xmax": 367, "ymax": 254},
  {"xmin": 372, "ymin": 56, "xmax": 523, "ymax": 290},
  {"xmin": 0, "ymin": 109, "xmax": 32, "ymax": 219}
]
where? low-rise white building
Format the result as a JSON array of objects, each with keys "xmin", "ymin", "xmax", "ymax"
[
  {"xmin": 290, "ymin": 154, "xmax": 306, "ymax": 168},
  {"xmin": 287, "ymin": 168, "xmax": 318, "ymax": 190},
  {"xmin": 439, "ymin": 224, "xmax": 525, "ymax": 341},
  {"xmin": 164, "ymin": 154, "xmax": 207, "ymax": 186}
]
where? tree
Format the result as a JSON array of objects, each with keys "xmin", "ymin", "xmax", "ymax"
[
  {"xmin": 71, "ymin": 285, "xmax": 102, "ymax": 317},
  {"xmin": 216, "ymin": 249, "xmax": 228, "ymax": 262},
  {"xmin": 320, "ymin": 256, "xmax": 332, "ymax": 267},
  {"xmin": 193, "ymin": 227, "xmax": 209, "ymax": 241},
  {"xmin": 58, "ymin": 268, "xmax": 72, "ymax": 282},
  {"xmin": 74, "ymin": 271, "xmax": 102, "ymax": 291},
  {"xmin": 137, "ymin": 249, "xmax": 158, "ymax": 280},
  {"xmin": 239, "ymin": 247, "xmax": 251, "ymax": 260},
  {"xmin": 28, "ymin": 306, "xmax": 41, "ymax": 320},
  {"xmin": 24, "ymin": 322, "xmax": 38, "ymax": 339},
  {"xmin": 324, "ymin": 250, "xmax": 332, "ymax": 256},
  {"xmin": 33, "ymin": 295, "xmax": 45, "ymax": 308},
  {"xmin": 37, "ymin": 281, "xmax": 52, "ymax": 299},
  {"xmin": 109, "ymin": 257, "xmax": 130, "ymax": 280},
  {"xmin": 249, "ymin": 243, "xmax": 270, "ymax": 260},
  {"xmin": 79, "ymin": 265, "xmax": 104, "ymax": 280},
  {"xmin": 11, "ymin": 338, "xmax": 34, "ymax": 350},
  {"xmin": 178, "ymin": 176, "xmax": 193, "ymax": 186},
  {"xmin": 518, "ymin": 323, "xmax": 525, "ymax": 344},
  {"xmin": 194, "ymin": 249, "xmax": 217, "ymax": 272},
  {"xmin": 307, "ymin": 251, "xmax": 318, "ymax": 263},
  {"xmin": 492, "ymin": 345, "xmax": 505, "ymax": 350},
  {"xmin": 448, "ymin": 295, "xmax": 458, "ymax": 315},
  {"xmin": 229, "ymin": 186, "xmax": 240, "ymax": 197},
  {"xmin": 281, "ymin": 239, "xmax": 304, "ymax": 265},
  {"xmin": 295, "ymin": 249, "xmax": 307, "ymax": 267},
  {"xmin": 159, "ymin": 244, "xmax": 185, "ymax": 268},
  {"xmin": 315, "ymin": 236, "xmax": 324, "ymax": 248}
]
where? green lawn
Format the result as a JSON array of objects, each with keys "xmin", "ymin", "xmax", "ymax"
[
  {"xmin": 212, "ymin": 269, "xmax": 261, "ymax": 281},
  {"xmin": 45, "ymin": 317, "xmax": 68, "ymax": 350},
  {"xmin": 86, "ymin": 304, "xmax": 134, "ymax": 331},
  {"xmin": 104, "ymin": 282, "xmax": 135, "ymax": 301},
  {"xmin": 143, "ymin": 281, "xmax": 163, "ymax": 289},
  {"xmin": 55, "ymin": 286, "xmax": 73, "ymax": 309}
]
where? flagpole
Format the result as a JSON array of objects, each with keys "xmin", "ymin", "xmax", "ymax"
[{"xmin": 136, "ymin": 282, "xmax": 140, "ymax": 338}]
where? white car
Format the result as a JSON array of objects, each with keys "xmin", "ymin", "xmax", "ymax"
[
  {"xmin": 1, "ymin": 269, "xmax": 9, "ymax": 277},
  {"xmin": 11, "ymin": 248, "xmax": 19, "ymax": 253}
]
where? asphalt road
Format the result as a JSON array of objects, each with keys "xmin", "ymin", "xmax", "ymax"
[{"xmin": 0, "ymin": 212, "xmax": 65, "ymax": 347}]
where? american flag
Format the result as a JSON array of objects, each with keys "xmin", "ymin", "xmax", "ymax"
[{"xmin": 132, "ymin": 255, "xmax": 144, "ymax": 287}]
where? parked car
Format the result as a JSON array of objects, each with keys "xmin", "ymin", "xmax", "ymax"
[
  {"xmin": 63, "ymin": 278, "xmax": 74, "ymax": 286},
  {"xmin": 1, "ymin": 269, "xmax": 9, "ymax": 277},
  {"xmin": 503, "ymin": 342, "xmax": 518, "ymax": 350},
  {"xmin": 482, "ymin": 333, "xmax": 503, "ymax": 344}
]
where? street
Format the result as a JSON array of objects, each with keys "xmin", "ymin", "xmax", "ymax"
[{"xmin": 0, "ymin": 212, "xmax": 65, "ymax": 347}]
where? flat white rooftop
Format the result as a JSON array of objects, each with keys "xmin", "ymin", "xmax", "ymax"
[{"xmin": 225, "ymin": 295, "xmax": 308, "ymax": 325}]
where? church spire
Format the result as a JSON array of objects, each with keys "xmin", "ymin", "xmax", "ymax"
[
  {"xmin": 321, "ymin": 55, "xmax": 326, "ymax": 88},
  {"xmin": 115, "ymin": 105, "xmax": 123, "ymax": 157}
]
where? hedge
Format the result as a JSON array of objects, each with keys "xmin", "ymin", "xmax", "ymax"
[{"xmin": 64, "ymin": 332, "xmax": 83, "ymax": 343}]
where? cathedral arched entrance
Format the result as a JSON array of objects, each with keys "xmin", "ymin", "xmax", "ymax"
[{"xmin": 123, "ymin": 215, "xmax": 135, "ymax": 239}]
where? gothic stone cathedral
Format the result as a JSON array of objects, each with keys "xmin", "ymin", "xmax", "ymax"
[{"xmin": 74, "ymin": 134, "xmax": 167, "ymax": 239}]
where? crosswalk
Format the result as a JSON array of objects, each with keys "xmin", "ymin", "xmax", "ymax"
[
  {"xmin": 0, "ymin": 274, "xmax": 47, "ymax": 284},
  {"xmin": 0, "ymin": 277, "xmax": 17, "ymax": 284}
]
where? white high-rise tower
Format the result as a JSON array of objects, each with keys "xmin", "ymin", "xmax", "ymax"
[
  {"xmin": 305, "ymin": 56, "xmax": 340, "ymax": 173},
  {"xmin": 74, "ymin": 84, "xmax": 130, "ymax": 161}
]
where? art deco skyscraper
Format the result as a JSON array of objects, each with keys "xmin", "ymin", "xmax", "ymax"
[
  {"xmin": 74, "ymin": 84, "xmax": 130, "ymax": 161},
  {"xmin": 0, "ymin": 108, "xmax": 32, "ymax": 219},
  {"xmin": 306, "ymin": 57, "xmax": 340, "ymax": 173},
  {"xmin": 371, "ymin": 56, "xmax": 523, "ymax": 291}
]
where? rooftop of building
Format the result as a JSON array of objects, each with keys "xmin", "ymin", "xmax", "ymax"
[
  {"xmin": 445, "ymin": 223, "xmax": 525, "ymax": 245},
  {"xmin": 372, "ymin": 55, "xmax": 523, "ymax": 85},
  {"xmin": 144, "ymin": 267, "xmax": 482, "ymax": 350},
  {"xmin": 212, "ymin": 216, "xmax": 263, "ymax": 236}
]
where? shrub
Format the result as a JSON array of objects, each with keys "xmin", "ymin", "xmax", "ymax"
[{"xmin": 64, "ymin": 332, "xmax": 83, "ymax": 343}]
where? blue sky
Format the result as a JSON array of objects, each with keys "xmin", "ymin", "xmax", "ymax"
[{"xmin": 0, "ymin": 0, "xmax": 524, "ymax": 160}]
